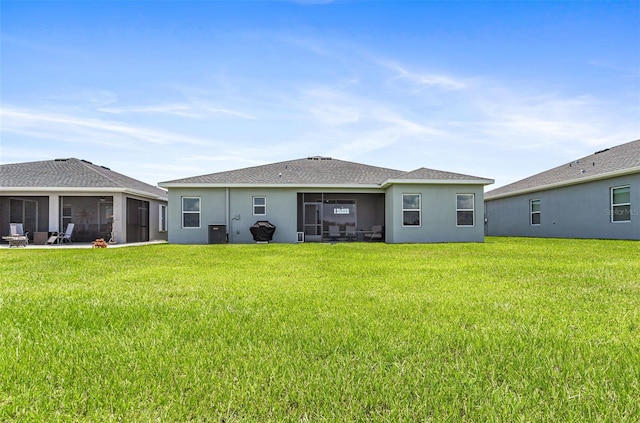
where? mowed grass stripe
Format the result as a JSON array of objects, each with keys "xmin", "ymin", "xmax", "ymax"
[{"xmin": 1, "ymin": 238, "xmax": 638, "ymax": 421}]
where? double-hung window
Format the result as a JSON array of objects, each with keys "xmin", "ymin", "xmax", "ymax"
[
  {"xmin": 182, "ymin": 197, "xmax": 200, "ymax": 228},
  {"xmin": 402, "ymin": 194, "xmax": 421, "ymax": 226},
  {"xmin": 611, "ymin": 185, "xmax": 631, "ymax": 222},
  {"xmin": 253, "ymin": 196, "xmax": 266, "ymax": 216},
  {"xmin": 159, "ymin": 204, "xmax": 168, "ymax": 232},
  {"xmin": 456, "ymin": 194, "xmax": 475, "ymax": 226},
  {"xmin": 530, "ymin": 199, "xmax": 541, "ymax": 226}
]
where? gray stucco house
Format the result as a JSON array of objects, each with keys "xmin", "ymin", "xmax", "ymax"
[
  {"xmin": 485, "ymin": 139, "xmax": 640, "ymax": 240},
  {"xmin": 0, "ymin": 158, "xmax": 168, "ymax": 244},
  {"xmin": 158, "ymin": 156, "xmax": 493, "ymax": 244}
]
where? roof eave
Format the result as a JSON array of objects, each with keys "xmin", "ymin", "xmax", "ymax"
[
  {"xmin": 380, "ymin": 178, "xmax": 494, "ymax": 188},
  {"xmin": 485, "ymin": 166, "xmax": 640, "ymax": 201},
  {"xmin": 157, "ymin": 182, "xmax": 384, "ymax": 189},
  {"xmin": 0, "ymin": 186, "xmax": 167, "ymax": 201}
]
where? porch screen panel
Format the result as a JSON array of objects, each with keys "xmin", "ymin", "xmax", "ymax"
[{"xmin": 322, "ymin": 201, "xmax": 356, "ymax": 234}]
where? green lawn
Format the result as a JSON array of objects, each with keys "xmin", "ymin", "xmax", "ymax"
[{"xmin": 1, "ymin": 237, "xmax": 638, "ymax": 422}]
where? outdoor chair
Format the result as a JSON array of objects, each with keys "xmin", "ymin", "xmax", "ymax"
[
  {"xmin": 345, "ymin": 225, "xmax": 357, "ymax": 241},
  {"xmin": 328, "ymin": 225, "xmax": 341, "ymax": 240},
  {"xmin": 46, "ymin": 223, "xmax": 75, "ymax": 245},
  {"xmin": 60, "ymin": 223, "xmax": 75, "ymax": 243},
  {"xmin": 364, "ymin": 224, "xmax": 383, "ymax": 241},
  {"xmin": 4, "ymin": 223, "xmax": 29, "ymax": 247}
]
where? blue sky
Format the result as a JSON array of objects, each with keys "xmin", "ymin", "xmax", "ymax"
[{"xmin": 1, "ymin": 1, "xmax": 639, "ymax": 189}]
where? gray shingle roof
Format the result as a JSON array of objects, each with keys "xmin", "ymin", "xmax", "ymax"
[
  {"xmin": 0, "ymin": 158, "xmax": 167, "ymax": 199},
  {"xmin": 392, "ymin": 167, "xmax": 488, "ymax": 181},
  {"xmin": 160, "ymin": 156, "xmax": 492, "ymax": 187},
  {"xmin": 485, "ymin": 139, "xmax": 640, "ymax": 199}
]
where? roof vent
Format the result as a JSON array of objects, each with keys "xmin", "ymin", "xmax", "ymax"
[
  {"xmin": 307, "ymin": 156, "xmax": 332, "ymax": 161},
  {"xmin": 594, "ymin": 148, "xmax": 610, "ymax": 155},
  {"xmin": 54, "ymin": 158, "xmax": 69, "ymax": 162}
]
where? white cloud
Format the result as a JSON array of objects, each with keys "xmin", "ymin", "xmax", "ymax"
[
  {"xmin": 98, "ymin": 102, "xmax": 257, "ymax": 120},
  {"xmin": 0, "ymin": 106, "xmax": 212, "ymax": 147},
  {"xmin": 379, "ymin": 60, "xmax": 467, "ymax": 90}
]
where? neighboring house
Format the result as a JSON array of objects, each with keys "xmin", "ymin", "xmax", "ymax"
[
  {"xmin": 158, "ymin": 156, "xmax": 493, "ymax": 244},
  {"xmin": 485, "ymin": 139, "xmax": 640, "ymax": 240},
  {"xmin": 0, "ymin": 158, "xmax": 168, "ymax": 244}
]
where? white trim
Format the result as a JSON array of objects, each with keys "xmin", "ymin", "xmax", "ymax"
[
  {"xmin": 158, "ymin": 183, "xmax": 384, "ymax": 189},
  {"xmin": 159, "ymin": 204, "xmax": 168, "ymax": 232},
  {"xmin": 382, "ymin": 178, "xmax": 493, "ymax": 188},
  {"xmin": 402, "ymin": 193, "xmax": 421, "ymax": 228},
  {"xmin": 0, "ymin": 186, "xmax": 167, "ymax": 201},
  {"xmin": 158, "ymin": 179, "xmax": 493, "ymax": 189},
  {"xmin": 610, "ymin": 185, "xmax": 631, "ymax": 223},
  {"xmin": 252, "ymin": 196, "xmax": 266, "ymax": 216},
  {"xmin": 485, "ymin": 167, "xmax": 640, "ymax": 200},
  {"xmin": 530, "ymin": 199, "xmax": 541, "ymax": 226},
  {"xmin": 181, "ymin": 196, "xmax": 201, "ymax": 229},
  {"xmin": 455, "ymin": 193, "xmax": 475, "ymax": 227}
]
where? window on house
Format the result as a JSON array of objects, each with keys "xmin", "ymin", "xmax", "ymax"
[
  {"xmin": 530, "ymin": 199, "xmax": 541, "ymax": 225},
  {"xmin": 456, "ymin": 194, "xmax": 475, "ymax": 226},
  {"xmin": 253, "ymin": 196, "xmax": 266, "ymax": 215},
  {"xmin": 159, "ymin": 204, "xmax": 168, "ymax": 232},
  {"xmin": 611, "ymin": 185, "xmax": 631, "ymax": 222},
  {"xmin": 182, "ymin": 197, "xmax": 200, "ymax": 228},
  {"xmin": 402, "ymin": 194, "xmax": 421, "ymax": 226}
]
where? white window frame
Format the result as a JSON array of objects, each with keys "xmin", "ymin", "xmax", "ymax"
[
  {"xmin": 402, "ymin": 193, "xmax": 421, "ymax": 227},
  {"xmin": 253, "ymin": 196, "xmax": 266, "ymax": 216},
  {"xmin": 456, "ymin": 194, "xmax": 475, "ymax": 227},
  {"xmin": 611, "ymin": 185, "xmax": 631, "ymax": 223},
  {"xmin": 159, "ymin": 204, "xmax": 168, "ymax": 232},
  {"xmin": 181, "ymin": 197, "xmax": 201, "ymax": 229},
  {"xmin": 530, "ymin": 199, "xmax": 541, "ymax": 226}
]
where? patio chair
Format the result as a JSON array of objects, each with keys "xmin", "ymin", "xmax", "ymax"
[
  {"xmin": 364, "ymin": 224, "xmax": 383, "ymax": 241},
  {"xmin": 9, "ymin": 223, "xmax": 28, "ymax": 238},
  {"xmin": 328, "ymin": 225, "xmax": 341, "ymax": 239},
  {"xmin": 6, "ymin": 223, "xmax": 29, "ymax": 246},
  {"xmin": 60, "ymin": 223, "xmax": 75, "ymax": 243},
  {"xmin": 345, "ymin": 225, "xmax": 357, "ymax": 241}
]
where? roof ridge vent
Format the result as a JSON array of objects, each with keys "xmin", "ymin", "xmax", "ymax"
[
  {"xmin": 594, "ymin": 148, "xmax": 610, "ymax": 154},
  {"xmin": 307, "ymin": 156, "xmax": 332, "ymax": 161}
]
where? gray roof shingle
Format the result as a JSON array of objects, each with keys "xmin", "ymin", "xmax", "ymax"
[
  {"xmin": 160, "ymin": 156, "xmax": 492, "ymax": 186},
  {"xmin": 485, "ymin": 139, "xmax": 640, "ymax": 199},
  {"xmin": 0, "ymin": 158, "xmax": 167, "ymax": 199}
]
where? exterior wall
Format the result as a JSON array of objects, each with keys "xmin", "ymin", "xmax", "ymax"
[
  {"xmin": 167, "ymin": 187, "xmax": 299, "ymax": 244},
  {"xmin": 485, "ymin": 174, "xmax": 640, "ymax": 240},
  {"xmin": 147, "ymin": 198, "xmax": 168, "ymax": 242},
  {"xmin": 385, "ymin": 184, "xmax": 486, "ymax": 243},
  {"xmin": 229, "ymin": 188, "xmax": 298, "ymax": 243},
  {"xmin": 167, "ymin": 187, "xmax": 227, "ymax": 244},
  {"xmin": 167, "ymin": 185, "xmax": 487, "ymax": 244}
]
